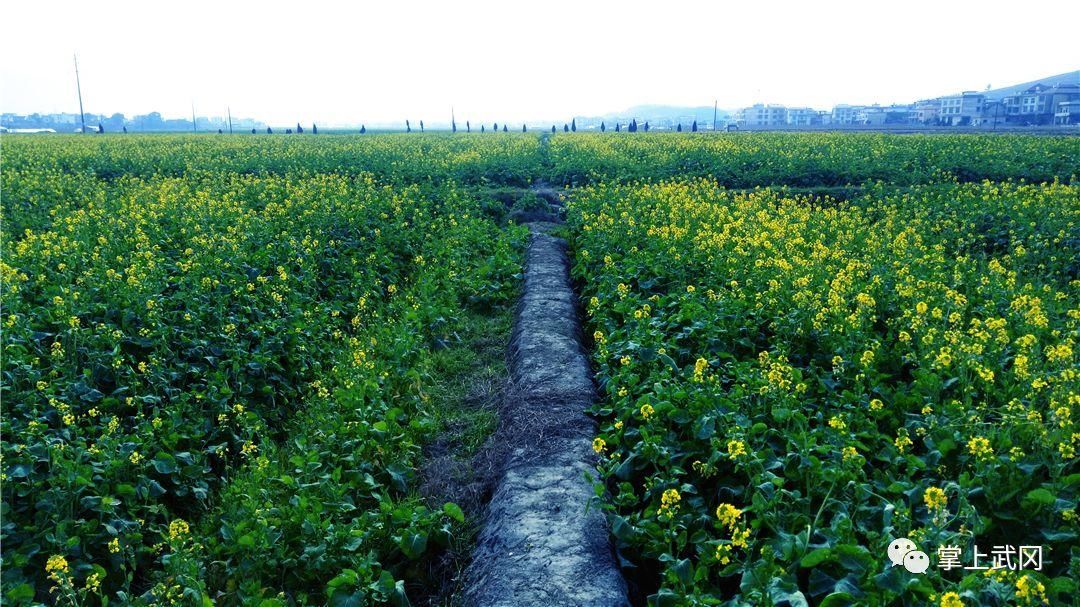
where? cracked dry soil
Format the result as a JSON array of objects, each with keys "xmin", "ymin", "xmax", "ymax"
[{"xmin": 465, "ymin": 226, "xmax": 629, "ymax": 607}]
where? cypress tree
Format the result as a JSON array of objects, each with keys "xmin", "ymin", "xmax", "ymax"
[
  {"xmin": 481, "ymin": 125, "xmax": 485, "ymax": 133},
  {"xmin": 312, "ymin": 123, "xmax": 318, "ymax": 134},
  {"xmin": 493, "ymin": 122, "xmax": 498, "ymax": 131},
  {"xmin": 360, "ymin": 125, "xmax": 366, "ymax": 134},
  {"xmin": 691, "ymin": 120, "xmax": 697, "ymax": 132},
  {"xmin": 420, "ymin": 120, "xmax": 424, "ymax": 132},
  {"xmin": 600, "ymin": 121, "xmax": 606, "ymax": 132},
  {"xmin": 522, "ymin": 124, "xmax": 527, "ymax": 132},
  {"xmin": 563, "ymin": 124, "xmax": 569, "ymax": 132},
  {"xmin": 571, "ymin": 118, "xmax": 577, "ymax": 132},
  {"xmin": 677, "ymin": 123, "xmax": 682, "ymax": 132},
  {"xmin": 467, "ymin": 121, "xmax": 471, "ymax": 132},
  {"xmin": 267, "ymin": 126, "xmax": 273, "ymax": 134},
  {"xmin": 452, "ymin": 120, "xmax": 457, "ymax": 133},
  {"xmin": 406, "ymin": 120, "xmax": 411, "ymax": 133},
  {"xmin": 644, "ymin": 122, "xmax": 650, "ymax": 132},
  {"xmin": 98, "ymin": 123, "xmax": 104, "ymax": 134},
  {"xmin": 615, "ymin": 123, "xmax": 621, "ymax": 132},
  {"xmin": 503, "ymin": 124, "xmax": 508, "ymax": 132},
  {"xmin": 551, "ymin": 125, "xmax": 556, "ymax": 133},
  {"xmin": 297, "ymin": 123, "xmax": 303, "ymax": 133}
]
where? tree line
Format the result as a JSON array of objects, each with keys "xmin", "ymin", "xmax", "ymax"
[{"xmin": 88, "ymin": 117, "xmax": 703, "ymax": 134}]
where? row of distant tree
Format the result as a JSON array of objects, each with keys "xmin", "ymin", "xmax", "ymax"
[
  {"xmin": 2, "ymin": 112, "xmax": 269, "ymax": 132},
  {"xmin": 78, "ymin": 117, "xmax": 711, "ymax": 134},
  {"xmin": 235, "ymin": 118, "xmax": 672, "ymax": 134}
]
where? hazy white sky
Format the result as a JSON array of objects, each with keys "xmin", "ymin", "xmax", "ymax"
[{"xmin": 2, "ymin": 0, "xmax": 1077, "ymax": 126}]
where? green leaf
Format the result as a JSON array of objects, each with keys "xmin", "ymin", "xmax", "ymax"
[
  {"xmin": 153, "ymin": 452, "xmax": 177, "ymax": 474},
  {"xmin": 399, "ymin": 530, "xmax": 428, "ymax": 559},
  {"xmin": 389, "ymin": 580, "xmax": 411, "ymax": 607},
  {"xmin": 819, "ymin": 592, "xmax": 856, "ymax": 607},
  {"xmin": 648, "ymin": 589, "xmax": 682, "ymax": 607},
  {"xmin": 801, "ymin": 548, "xmax": 832, "ymax": 568},
  {"xmin": 386, "ymin": 463, "xmax": 409, "ymax": 492},
  {"xmin": 5, "ymin": 584, "xmax": 35, "ymax": 603},
  {"xmin": 327, "ymin": 569, "xmax": 359, "ymax": 591},
  {"xmin": 611, "ymin": 515, "xmax": 634, "ymax": 541},
  {"xmin": 328, "ymin": 591, "xmax": 365, "ymax": 607},
  {"xmin": 834, "ymin": 544, "xmax": 872, "ymax": 573},
  {"xmin": 673, "ymin": 558, "xmax": 693, "ymax": 586},
  {"xmin": 442, "ymin": 502, "xmax": 465, "ymax": 523},
  {"xmin": 1023, "ymin": 488, "xmax": 1055, "ymax": 506},
  {"xmin": 614, "ymin": 454, "xmax": 637, "ymax": 481}
]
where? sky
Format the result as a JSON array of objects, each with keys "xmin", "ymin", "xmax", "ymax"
[{"xmin": 2, "ymin": 0, "xmax": 1078, "ymax": 126}]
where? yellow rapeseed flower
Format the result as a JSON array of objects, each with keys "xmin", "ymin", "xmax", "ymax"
[
  {"xmin": 939, "ymin": 591, "xmax": 963, "ymax": 607},
  {"xmin": 1015, "ymin": 574, "xmax": 1046, "ymax": 605},
  {"xmin": 727, "ymin": 440, "xmax": 747, "ymax": 459},
  {"xmin": 715, "ymin": 503, "xmax": 742, "ymax": 528},
  {"xmin": 967, "ymin": 437, "xmax": 993, "ymax": 462},
  {"xmin": 659, "ymin": 488, "xmax": 681, "ymax": 517},
  {"xmin": 45, "ymin": 554, "xmax": 69, "ymax": 581},
  {"xmin": 168, "ymin": 518, "xmax": 190, "ymax": 541},
  {"xmin": 924, "ymin": 486, "xmax": 947, "ymax": 511},
  {"xmin": 731, "ymin": 526, "xmax": 751, "ymax": 549}
]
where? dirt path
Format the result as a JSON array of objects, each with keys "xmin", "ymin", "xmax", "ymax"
[{"xmin": 464, "ymin": 217, "xmax": 629, "ymax": 606}]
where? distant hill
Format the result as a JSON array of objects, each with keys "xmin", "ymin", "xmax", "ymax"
[{"xmin": 982, "ymin": 71, "xmax": 1078, "ymax": 100}]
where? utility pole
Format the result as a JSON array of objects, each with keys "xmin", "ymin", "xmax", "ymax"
[
  {"xmin": 73, "ymin": 54, "xmax": 87, "ymax": 134},
  {"xmin": 192, "ymin": 103, "xmax": 197, "ymax": 133},
  {"xmin": 712, "ymin": 99, "xmax": 718, "ymax": 131},
  {"xmin": 227, "ymin": 106, "xmax": 233, "ymax": 134}
]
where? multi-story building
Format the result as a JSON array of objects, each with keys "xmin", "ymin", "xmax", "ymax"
[
  {"xmin": 831, "ymin": 105, "xmax": 865, "ymax": 125},
  {"xmin": 938, "ymin": 92, "xmax": 985, "ymax": 125},
  {"xmin": 1003, "ymin": 83, "xmax": 1080, "ymax": 125},
  {"xmin": 1054, "ymin": 99, "xmax": 1078, "ymax": 125},
  {"xmin": 973, "ymin": 100, "xmax": 1007, "ymax": 127},
  {"xmin": 860, "ymin": 104, "xmax": 915, "ymax": 125},
  {"xmin": 734, "ymin": 104, "xmax": 788, "ymax": 127},
  {"xmin": 913, "ymin": 99, "xmax": 940, "ymax": 124},
  {"xmin": 784, "ymin": 107, "xmax": 817, "ymax": 126}
]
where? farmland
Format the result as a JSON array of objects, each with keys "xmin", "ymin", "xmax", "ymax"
[
  {"xmin": 571, "ymin": 179, "xmax": 1078, "ymax": 606},
  {"xmin": 2, "ymin": 135, "xmax": 529, "ymax": 605},
  {"xmin": 2, "ymin": 132, "xmax": 1078, "ymax": 607}
]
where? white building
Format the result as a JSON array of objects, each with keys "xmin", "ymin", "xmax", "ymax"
[
  {"xmin": 938, "ymin": 92, "xmax": 985, "ymax": 125},
  {"xmin": 735, "ymin": 104, "xmax": 788, "ymax": 127}
]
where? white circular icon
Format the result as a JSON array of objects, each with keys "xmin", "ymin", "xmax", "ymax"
[
  {"xmin": 903, "ymin": 550, "xmax": 930, "ymax": 574},
  {"xmin": 887, "ymin": 537, "xmax": 918, "ymax": 567}
]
